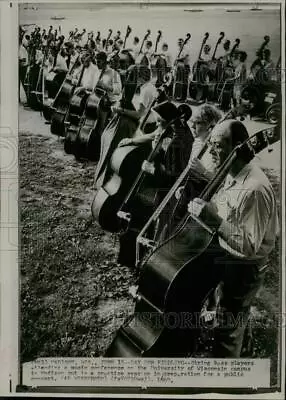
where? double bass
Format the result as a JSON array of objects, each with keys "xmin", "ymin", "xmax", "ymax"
[
  {"xmin": 250, "ymin": 35, "xmax": 271, "ymax": 79},
  {"xmin": 91, "ymin": 78, "xmax": 172, "ymax": 231},
  {"xmin": 63, "ymin": 66, "xmax": 91, "ymax": 153},
  {"xmin": 91, "ymin": 87, "xmax": 166, "ymax": 232},
  {"xmin": 25, "ymin": 40, "xmax": 42, "ymax": 109},
  {"xmin": 105, "ymin": 29, "xmax": 113, "ymax": 51},
  {"xmin": 49, "ymin": 53, "xmax": 83, "ymax": 135},
  {"xmin": 136, "ymin": 29, "xmax": 151, "ymax": 66},
  {"xmin": 92, "ymin": 64, "xmax": 142, "ymax": 193},
  {"xmin": 203, "ymin": 31, "xmax": 225, "ymax": 101},
  {"xmin": 73, "ymin": 67, "xmax": 113, "ymax": 161},
  {"xmin": 150, "ymin": 30, "xmax": 164, "ymax": 86},
  {"xmin": 115, "ymin": 102, "xmax": 193, "ymax": 268},
  {"xmin": 44, "ymin": 49, "xmax": 67, "ymax": 101},
  {"xmin": 172, "ymin": 33, "xmax": 191, "ymax": 102},
  {"xmin": 217, "ymin": 38, "xmax": 240, "ymax": 110},
  {"xmin": 28, "ymin": 43, "xmax": 50, "ymax": 111},
  {"xmin": 188, "ymin": 32, "xmax": 210, "ymax": 102},
  {"xmin": 117, "ymin": 26, "xmax": 134, "ymax": 80},
  {"xmin": 105, "ymin": 123, "xmax": 279, "ymax": 357},
  {"xmin": 135, "ymin": 104, "xmax": 249, "ymax": 263}
]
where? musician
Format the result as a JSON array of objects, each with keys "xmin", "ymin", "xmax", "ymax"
[
  {"xmin": 96, "ymin": 51, "xmax": 122, "ymax": 104},
  {"xmin": 22, "ymin": 34, "xmax": 31, "ymax": 49},
  {"xmin": 160, "ymin": 43, "xmax": 173, "ymax": 71},
  {"xmin": 115, "ymin": 39, "xmax": 124, "ymax": 52},
  {"xmin": 48, "ymin": 46, "xmax": 68, "ymax": 74},
  {"xmin": 113, "ymin": 65, "xmax": 158, "ymax": 136},
  {"xmin": 232, "ymin": 51, "xmax": 247, "ymax": 106},
  {"xmin": 188, "ymin": 119, "xmax": 278, "ymax": 357},
  {"xmin": 102, "ymin": 39, "xmax": 107, "ymax": 51},
  {"xmin": 129, "ymin": 36, "xmax": 140, "ymax": 60},
  {"xmin": 176, "ymin": 38, "xmax": 190, "ymax": 65},
  {"xmin": 141, "ymin": 104, "xmax": 221, "ymax": 182},
  {"xmin": 116, "ymin": 104, "xmax": 190, "ymax": 268},
  {"xmin": 107, "ymin": 39, "xmax": 114, "ymax": 55},
  {"xmin": 95, "ymin": 37, "xmax": 103, "ymax": 52},
  {"xmin": 151, "ymin": 43, "xmax": 173, "ymax": 73},
  {"xmin": 64, "ymin": 42, "xmax": 75, "ymax": 69},
  {"xmin": 144, "ymin": 40, "xmax": 153, "ymax": 64},
  {"xmin": 262, "ymin": 49, "xmax": 276, "ymax": 81},
  {"xmin": 19, "ymin": 36, "xmax": 29, "ymax": 102},
  {"xmin": 173, "ymin": 38, "xmax": 191, "ymax": 101},
  {"xmin": 201, "ymin": 44, "xmax": 212, "ymax": 62},
  {"xmin": 73, "ymin": 52, "xmax": 99, "ymax": 95},
  {"xmin": 217, "ymin": 39, "xmax": 231, "ymax": 62}
]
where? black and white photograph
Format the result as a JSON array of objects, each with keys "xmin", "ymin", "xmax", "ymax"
[{"xmin": 13, "ymin": 0, "xmax": 285, "ymax": 395}]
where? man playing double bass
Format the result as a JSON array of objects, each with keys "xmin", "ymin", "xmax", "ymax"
[
  {"xmin": 142, "ymin": 104, "xmax": 222, "ymax": 186},
  {"xmin": 112, "ymin": 64, "xmax": 159, "ymax": 137},
  {"xmin": 19, "ymin": 35, "xmax": 29, "ymax": 103},
  {"xmin": 188, "ymin": 119, "xmax": 278, "ymax": 357},
  {"xmin": 95, "ymin": 51, "xmax": 122, "ymax": 105},
  {"xmin": 72, "ymin": 51, "xmax": 99, "ymax": 95}
]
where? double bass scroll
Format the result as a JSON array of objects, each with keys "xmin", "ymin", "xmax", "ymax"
[
  {"xmin": 188, "ymin": 32, "xmax": 210, "ymax": 102},
  {"xmin": 136, "ymin": 29, "xmax": 151, "ymax": 66},
  {"xmin": 172, "ymin": 33, "xmax": 191, "ymax": 102}
]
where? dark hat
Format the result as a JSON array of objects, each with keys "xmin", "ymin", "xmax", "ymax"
[
  {"xmin": 177, "ymin": 103, "xmax": 192, "ymax": 121},
  {"xmin": 65, "ymin": 41, "xmax": 74, "ymax": 49},
  {"xmin": 153, "ymin": 101, "xmax": 181, "ymax": 122},
  {"xmin": 96, "ymin": 51, "xmax": 107, "ymax": 61}
]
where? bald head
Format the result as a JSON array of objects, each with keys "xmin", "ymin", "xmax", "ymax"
[
  {"xmin": 211, "ymin": 119, "xmax": 249, "ymax": 147},
  {"xmin": 209, "ymin": 119, "xmax": 253, "ymax": 170}
]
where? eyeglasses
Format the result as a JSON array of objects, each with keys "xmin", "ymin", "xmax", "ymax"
[
  {"xmin": 207, "ymin": 140, "xmax": 224, "ymax": 151},
  {"xmin": 190, "ymin": 119, "xmax": 204, "ymax": 126}
]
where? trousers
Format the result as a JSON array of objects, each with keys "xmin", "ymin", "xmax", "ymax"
[{"xmin": 211, "ymin": 261, "xmax": 266, "ymax": 358}]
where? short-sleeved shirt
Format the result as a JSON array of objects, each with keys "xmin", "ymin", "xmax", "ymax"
[
  {"xmin": 135, "ymin": 81, "xmax": 158, "ymax": 125},
  {"xmin": 212, "ymin": 162, "xmax": 278, "ymax": 261},
  {"xmin": 19, "ymin": 45, "xmax": 28, "ymax": 66},
  {"xmin": 75, "ymin": 63, "xmax": 100, "ymax": 91}
]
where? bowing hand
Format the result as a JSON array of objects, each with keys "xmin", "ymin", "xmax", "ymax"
[
  {"xmin": 188, "ymin": 157, "xmax": 207, "ymax": 177},
  {"xmin": 118, "ymin": 138, "xmax": 133, "ymax": 147},
  {"xmin": 188, "ymin": 198, "xmax": 222, "ymax": 230},
  {"xmin": 141, "ymin": 160, "xmax": 155, "ymax": 175},
  {"xmin": 175, "ymin": 186, "xmax": 184, "ymax": 201},
  {"xmin": 111, "ymin": 105, "xmax": 122, "ymax": 114}
]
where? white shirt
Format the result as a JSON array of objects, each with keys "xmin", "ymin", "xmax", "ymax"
[
  {"xmin": 130, "ymin": 44, "xmax": 140, "ymax": 61},
  {"xmin": 212, "ymin": 162, "xmax": 278, "ymax": 261},
  {"xmin": 50, "ymin": 53, "xmax": 68, "ymax": 72},
  {"xmin": 35, "ymin": 49, "xmax": 43, "ymax": 65},
  {"xmin": 76, "ymin": 63, "xmax": 100, "ymax": 91},
  {"xmin": 69, "ymin": 52, "xmax": 80, "ymax": 71},
  {"xmin": 201, "ymin": 53, "xmax": 212, "ymax": 62},
  {"xmin": 189, "ymin": 137, "xmax": 216, "ymax": 177},
  {"xmin": 161, "ymin": 50, "xmax": 173, "ymax": 68},
  {"xmin": 19, "ymin": 45, "xmax": 28, "ymax": 66},
  {"xmin": 99, "ymin": 66, "xmax": 122, "ymax": 103},
  {"xmin": 190, "ymin": 137, "xmax": 204, "ymax": 160},
  {"xmin": 134, "ymin": 82, "xmax": 158, "ymax": 125}
]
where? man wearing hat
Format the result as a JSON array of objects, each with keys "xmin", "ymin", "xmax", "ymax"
[
  {"xmin": 140, "ymin": 104, "xmax": 221, "ymax": 183},
  {"xmin": 116, "ymin": 102, "xmax": 193, "ymax": 268}
]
